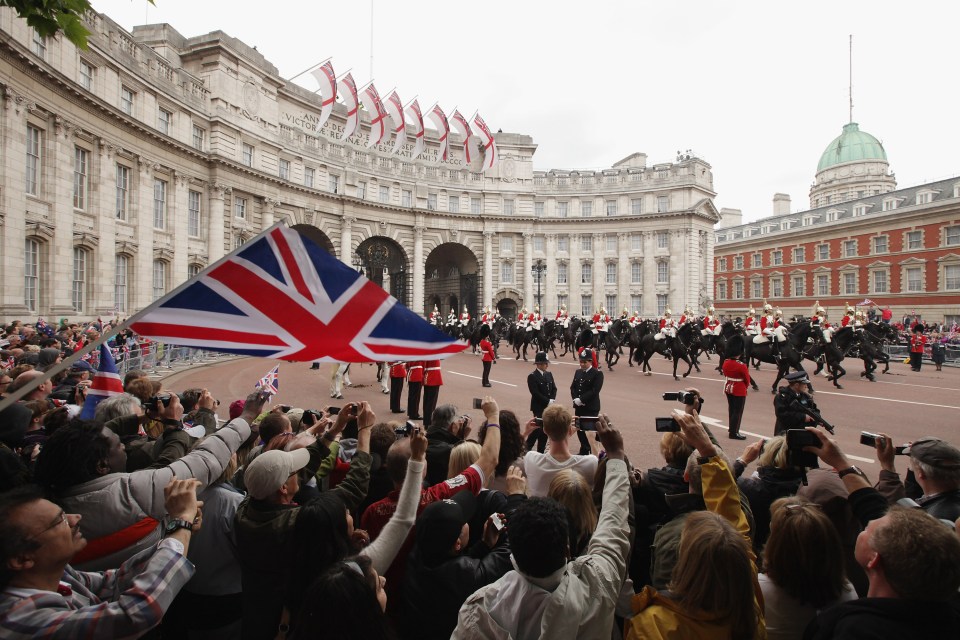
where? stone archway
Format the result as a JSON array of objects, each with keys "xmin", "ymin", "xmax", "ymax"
[
  {"xmin": 494, "ymin": 288, "xmax": 521, "ymax": 321},
  {"xmin": 424, "ymin": 243, "xmax": 480, "ymax": 316},
  {"xmin": 355, "ymin": 236, "xmax": 409, "ymax": 306},
  {"xmin": 292, "ymin": 224, "xmax": 336, "ymax": 254}
]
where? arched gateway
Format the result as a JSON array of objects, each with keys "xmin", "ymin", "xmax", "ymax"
[{"xmin": 424, "ymin": 243, "xmax": 480, "ymax": 317}]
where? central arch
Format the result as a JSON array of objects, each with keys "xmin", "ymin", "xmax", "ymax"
[
  {"xmin": 355, "ymin": 236, "xmax": 409, "ymax": 306},
  {"xmin": 292, "ymin": 224, "xmax": 335, "ymax": 254},
  {"xmin": 424, "ymin": 242, "xmax": 480, "ymax": 317}
]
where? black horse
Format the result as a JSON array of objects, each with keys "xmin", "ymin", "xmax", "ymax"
[
  {"xmin": 560, "ymin": 317, "xmax": 584, "ymax": 358},
  {"xmin": 633, "ymin": 322, "xmax": 701, "ymax": 381},
  {"xmin": 743, "ymin": 320, "xmax": 812, "ymax": 393},
  {"xmin": 805, "ymin": 323, "xmax": 848, "ymax": 389}
]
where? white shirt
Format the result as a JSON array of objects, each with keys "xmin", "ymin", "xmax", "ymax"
[
  {"xmin": 758, "ymin": 573, "xmax": 857, "ymax": 640},
  {"xmin": 522, "ymin": 451, "xmax": 598, "ymax": 497}
]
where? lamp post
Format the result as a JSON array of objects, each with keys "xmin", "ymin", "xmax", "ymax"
[{"xmin": 531, "ymin": 259, "xmax": 546, "ymax": 309}]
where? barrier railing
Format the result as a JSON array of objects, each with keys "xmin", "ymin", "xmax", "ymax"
[
  {"xmin": 883, "ymin": 343, "xmax": 960, "ymax": 365},
  {"xmin": 112, "ymin": 340, "xmax": 235, "ymax": 377}
]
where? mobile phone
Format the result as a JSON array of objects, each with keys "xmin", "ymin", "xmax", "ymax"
[
  {"xmin": 349, "ymin": 404, "xmax": 359, "ymax": 416},
  {"xmin": 328, "ymin": 406, "xmax": 341, "ymax": 415},
  {"xmin": 785, "ymin": 429, "xmax": 821, "ymax": 468},
  {"xmin": 473, "ymin": 398, "xmax": 483, "ymax": 410},
  {"xmin": 578, "ymin": 416, "xmax": 599, "ymax": 431},
  {"xmin": 490, "ymin": 513, "xmax": 505, "ymax": 531},
  {"xmin": 860, "ymin": 431, "xmax": 908, "ymax": 455},
  {"xmin": 655, "ymin": 416, "xmax": 680, "ymax": 432}
]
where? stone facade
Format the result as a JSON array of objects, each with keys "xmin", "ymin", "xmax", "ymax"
[{"xmin": 0, "ymin": 9, "xmax": 717, "ymax": 323}]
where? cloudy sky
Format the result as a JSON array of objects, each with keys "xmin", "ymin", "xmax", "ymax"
[{"xmin": 94, "ymin": 0, "xmax": 959, "ymax": 222}]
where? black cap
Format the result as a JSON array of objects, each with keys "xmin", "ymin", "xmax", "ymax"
[
  {"xmin": 785, "ymin": 371, "xmax": 809, "ymax": 384},
  {"xmin": 416, "ymin": 490, "xmax": 477, "ymax": 565},
  {"xmin": 534, "ymin": 352, "xmax": 549, "ymax": 364},
  {"xmin": 578, "ymin": 349, "xmax": 593, "ymax": 361}
]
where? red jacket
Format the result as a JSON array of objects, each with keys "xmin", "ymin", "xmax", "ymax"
[
  {"xmin": 480, "ymin": 339, "xmax": 496, "ymax": 362},
  {"xmin": 841, "ymin": 315, "xmax": 853, "ymax": 328},
  {"xmin": 407, "ymin": 361, "xmax": 424, "ymax": 383},
  {"xmin": 389, "ymin": 362, "xmax": 407, "ymax": 378},
  {"xmin": 722, "ymin": 358, "xmax": 750, "ymax": 397},
  {"xmin": 910, "ymin": 334, "xmax": 927, "ymax": 353},
  {"xmin": 423, "ymin": 360, "xmax": 443, "ymax": 386}
]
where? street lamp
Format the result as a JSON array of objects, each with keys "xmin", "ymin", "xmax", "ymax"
[{"xmin": 531, "ymin": 259, "xmax": 546, "ymax": 309}]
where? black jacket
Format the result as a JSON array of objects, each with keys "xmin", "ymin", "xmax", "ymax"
[
  {"xmin": 773, "ymin": 385, "xmax": 820, "ymax": 434},
  {"xmin": 737, "ymin": 466, "xmax": 803, "ymax": 549},
  {"xmin": 805, "ymin": 596, "xmax": 960, "ymax": 640},
  {"xmin": 425, "ymin": 428, "xmax": 461, "ymax": 487},
  {"xmin": 571, "ymin": 366, "xmax": 603, "ymax": 416},
  {"xmin": 527, "ymin": 368, "xmax": 557, "ymax": 417}
]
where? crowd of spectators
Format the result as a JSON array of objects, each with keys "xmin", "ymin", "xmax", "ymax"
[{"xmin": 1, "ymin": 314, "xmax": 959, "ymax": 639}]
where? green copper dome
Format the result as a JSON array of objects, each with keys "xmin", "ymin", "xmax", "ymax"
[{"xmin": 817, "ymin": 122, "xmax": 888, "ymax": 172}]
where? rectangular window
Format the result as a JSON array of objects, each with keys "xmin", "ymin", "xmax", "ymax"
[
  {"xmin": 631, "ymin": 295, "xmax": 641, "ymax": 313},
  {"xmin": 120, "ymin": 86, "xmax": 134, "ymax": 115},
  {"xmin": 772, "ymin": 250, "xmax": 783, "ymax": 265},
  {"xmin": 631, "ymin": 262, "xmax": 642, "ymax": 284},
  {"xmin": 656, "ymin": 294, "xmax": 668, "ymax": 316},
  {"xmin": 752, "ymin": 253, "xmax": 762, "ymax": 268},
  {"xmin": 116, "ymin": 164, "xmax": 129, "ymax": 220},
  {"xmin": 503, "ymin": 199, "xmax": 514, "ymax": 215},
  {"xmin": 24, "ymin": 239, "xmax": 39, "ymax": 312},
  {"xmin": 717, "ymin": 282, "xmax": 727, "ymax": 300},
  {"xmin": 719, "ymin": 257, "xmax": 727, "ymax": 271},
  {"xmin": 843, "ymin": 272, "xmax": 856, "ymax": 295},
  {"xmin": 581, "ymin": 201, "xmax": 592, "ymax": 217},
  {"xmin": 582, "ymin": 295, "xmax": 593, "ymax": 317},
  {"xmin": 356, "ymin": 182, "xmax": 367, "ymax": 199},
  {"xmin": 557, "ymin": 236, "xmax": 568, "ymax": 252},
  {"xmin": 844, "ymin": 239, "xmax": 857, "ymax": 257},
  {"xmin": 734, "ymin": 281, "xmax": 744, "ymax": 299},
  {"xmin": 153, "ymin": 261, "xmax": 167, "ymax": 300},
  {"xmin": 906, "ymin": 267, "xmax": 923, "ymax": 292},
  {"xmin": 771, "ymin": 278, "xmax": 783, "ymax": 297},
  {"xmin": 448, "ymin": 194, "xmax": 459, "ymax": 211},
  {"xmin": 381, "ymin": 185, "xmax": 391, "ymax": 204},
  {"xmin": 581, "ymin": 236, "xmax": 593, "ymax": 251},
  {"xmin": 115, "ymin": 254, "xmax": 128, "ymax": 313},
  {"xmin": 72, "ymin": 248, "xmax": 86, "ymax": 312},
  {"xmin": 793, "ymin": 247, "xmax": 804, "ymax": 263},
  {"xmin": 606, "ymin": 200, "xmax": 617, "ymax": 216},
  {"xmin": 535, "ymin": 202, "xmax": 545, "ymax": 217},
  {"xmin": 752, "ymin": 280, "xmax": 762, "ymax": 298},
  {"xmin": 606, "ymin": 236, "xmax": 617, "ymax": 252},
  {"xmin": 632, "ymin": 234, "xmax": 642, "ymax": 251},
  {"xmin": 31, "ymin": 30, "xmax": 45, "ymax": 58},
  {"xmin": 817, "ymin": 244, "xmax": 829, "ymax": 260},
  {"xmin": 192, "ymin": 124, "xmax": 205, "ymax": 150},
  {"xmin": 500, "ymin": 261, "xmax": 513, "ymax": 283},
  {"xmin": 873, "ymin": 236, "xmax": 888, "ymax": 253},
  {"xmin": 73, "ymin": 147, "xmax": 88, "ymax": 210},
  {"xmin": 734, "ymin": 255, "xmax": 743, "ymax": 270},
  {"xmin": 328, "ymin": 174, "xmax": 340, "ymax": 194},
  {"xmin": 945, "ymin": 227, "xmax": 960, "ymax": 246},
  {"xmin": 581, "ymin": 263, "xmax": 592, "ymax": 284},
  {"xmin": 304, "ymin": 167, "xmax": 315, "ymax": 188},
  {"xmin": 906, "ymin": 230, "xmax": 921, "ymax": 249},
  {"xmin": 605, "ymin": 294, "xmax": 618, "ymax": 312},
  {"xmin": 79, "ymin": 60, "xmax": 94, "ymax": 91},
  {"xmin": 153, "ymin": 179, "xmax": 167, "ymax": 229},
  {"xmin": 501, "ymin": 236, "xmax": 513, "ymax": 252},
  {"xmin": 873, "ymin": 270, "xmax": 887, "ymax": 293},
  {"xmin": 188, "ymin": 190, "xmax": 201, "ymax": 237},
  {"xmin": 557, "ymin": 294, "xmax": 567, "ymax": 310},
  {"xmin": 242, "ymin": 143, "xmax": 254, "ymax": 167},
  {"xmin": 657, "ymin": 195, "xmax": 669, "ymax": 213},
  {"xmin": 606, "ymin": 263, "xmax": 617, "ymax": 284},
  {"xmin": 557, "ymin": 263, "xmax": 568, "ymax": 284},
  {"xmin": 25, "ymin": 125, "xmax": 41, "ymax": 196},
  {"xmin": 427, "ymin": 193, "xmax": 437, "ymax": 210},
  {"xmin": 157, "ymin": 108, "xmax": 172, "ymax": 135},
  {"xmin": 945, "ymin": 264, "xmax": 960, "ymax": 290},
  {"xmin": 471, "ymin": 197, "xmax": 481, "ymax": 214},
  {"xmin": 402, "ymin": 190, "xmax": 412, "ymax": 207},
  {"xmin": 657, "ymin": 262, "xmax": 669, "ymax": 284},
  {"xmin": 279, "ymin": 159, "xmax": 290, "ymax": 180},
  {"xmin": 657, "ymin": 232, "xmax": 668, "ymax": 249},
  {"xmin": 557, "ymin": 202, "xmax": 568, "ymax": 217},
  {"xmin": 817, "ymin": 274, "xmax": 829, "ymax": 296},
  {"xmin": 533, "ymin": 236, "xmax": 545, "ymax": 252},
  {"xmin": 235, "ymin": 196, "xmax": 247, "ymax": 219},
  {"xmin": 792, "ymin": 276, "xmax": 804, "ymax": 297},
  {"xmin": 631, "ymin": 198, "xmax": 642, "ymax": 215}
]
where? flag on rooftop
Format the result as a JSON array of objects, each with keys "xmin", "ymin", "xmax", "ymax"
[
  {"xmin": 255, "ymin": 365, "xmax": 280, "ymax": 397},
  {"xmin": 427, "ymin": 103, "xmax": 450, "ymax": 161},
  {"xmin": 79, "ymin": 344, "xmax": 124, "ymax": 420},
  {"xmin": 337, "ymin": 72, "xmax": 360, "ymax": 140},
  {"xmin": 362, "ymin": 83, "xmax": 390, "ymax": 148},
  {"xmin": 384, "ymin": 90, "xmax": 407, "ymax": 155},
  {"xmin": 406, "ymin": 99, "xmax": 425, "ymax": 159},
  {"xmin": 127, "ymin": 224, "xmax": 469, "ymax": 362},
  {"xmin": 450, "ymin": 110, "xmax": 473, "ymax": 165},
  {"xmin": 472, "ymin": 112, "xmax": 499, "ymax": 171},
  {"xmin": 311, "ymin": 61, "xmax": 337, "ymax": 130}
]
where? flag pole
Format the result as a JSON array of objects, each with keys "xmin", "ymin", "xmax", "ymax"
[
  {"xmin": 403, "ymin": 95, "xmax": 419, "ymax": 109},
  {"xmin": 0, "ymin": 221, "xmax": 291, "ymax": 413},
  {"xmin": 287, "ymin": 57, "xmax": 332, "ymax": 82}
]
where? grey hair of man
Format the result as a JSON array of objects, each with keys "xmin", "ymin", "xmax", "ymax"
[
  {"xmin": 429, "ymin": 404, "xmax": 458, "ymax": 433},
  {"xmin": 94, "ymin": 392, "xmax": 143, "ymax": 424}
]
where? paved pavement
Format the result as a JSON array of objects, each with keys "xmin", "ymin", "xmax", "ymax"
[{"xmin": 162, "ymin": 349, "xmax": 959, "ymax": 473}]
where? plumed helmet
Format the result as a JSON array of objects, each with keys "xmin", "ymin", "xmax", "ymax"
[
  {"xmin": 763, "ymin": 303, "xmax": 773, "ymax": 312},
  {"xmin": 600, "ymin": 306, "xmax": 606, "ymax": 314},
  {"xmin": 708, "ymin": 305, "xmax": 715, "ymax": 314},
  {"xmin": 561, "ymin": 304, "xmax": 567, "ymax": 311},
  {"xmin": 623, "ymin": 307, "xmax": 629, "ymax": 314},
  {"xmin": 816, "ymin": 305, "xmax": 825, "ymax": 315},
  {"xmin": 748, "ymin": 306, "xmax": 756, "ymax": 315},
  {"xmin": 775, "ymin": 308, "xmax": 783, "ymax": 317},
  {"xmin": 534, "ymin": 305, "xmax": 540, "ymax": 313},
  {"xmin": 463, "ymin": 305, "xmax": 468, "ymax": 313},
  {"xmin": 846, "ymin": 302, "xmax": 854, "ymax": 314},
  {"xmin": 521, "ymin": 307, "xmax": 527, "ymax": 314},
  {"xmin": 433, "ymin": 305, "xmax": 439, "ymax": 312},
  {"xmin": 855, "ymin": 310, "xmax": 864, "ymax": 318},
  {"xmin": 664, "ymin": 308, "xmax": 673, "ymax": 316}
]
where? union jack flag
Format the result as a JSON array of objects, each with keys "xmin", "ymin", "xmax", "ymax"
[
  {"xmin": 255, "ymin": 365, "xmax": 280, "ymax": 396},
  {"xmin": 36, "ymin": 317, "xmax": 54, "ymax": 337},
  {"xmin": 79, "ymin": 344, "xmax": 124, "ymax": 420},
  {"xmin": 127, "ymin": 224, "xmax": 469, "ymax": 362}
]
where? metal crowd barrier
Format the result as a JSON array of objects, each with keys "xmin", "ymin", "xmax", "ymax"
[
  {"xmin": 113, "ymin": 341, "xmax": 234, "ymax": 377},
  {"xmin": 883, "ymin": 343, "xmax": 960, "ymax": 365}
]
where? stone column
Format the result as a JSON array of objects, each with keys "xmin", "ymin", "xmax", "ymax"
[
  {"xmin": 171, "ymin": 172, "xmax": 190, "ymax": 286},
  {"xmin": 133, "ymin": 156, "xmax": 157, "ymax": 313},
  {"xmin": 0, "ymin": 88, "xmax": 34, "ymax": 317},
  {"xmin": 522, "ymin": 232, "xmax": 534, "ymax": 310},
  {"xmin": 208, "ymin": 183, "xmax": 229, "ymax": 263},
  {"xmin": 49, "ymin": 116, "xmax": 77, "ymax": 317},
  {"xmin": 569, "ymin": 234, "xmax": 581, "ymax": 315},
  {"xmin": 483, "ymin": 230, "xmax": 494, "ymax": 309},
  {"xmin": 340, "ymin": 215, "xmax": 354, "ymax": 262},
  {"xmin": 262, "ymin": 197, "xmax": 279, "ymax": 231},
  {"xmin": 545, "ymin": 233, "xmax": 556, "ymax": 312},
  {"xmin": 95, "ymin": 138, "xmax": 118, "ymax": 317},
  {"xmin": 593, "ymin": 233, "xmax": 603, "ymax": 311},
  {"xmin": 643, "ymin": 231, "xmax": 656, "ymax": 316},
  {"xmin": 617, "ymin": 232, "xmax": 629, "ymax": 314},
  {"xmin": 413, "ymin": 225, "xmax": 425, "ymax": 314}
]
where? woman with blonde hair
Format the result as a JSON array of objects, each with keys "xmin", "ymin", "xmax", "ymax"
[
  {"xmin": 447, "ymin": 440, "xmax": 482, "ymax": 479},
  {"xmin": 547, "ymin": 469, "xmax": 598, "ymax": 557},
  {"xmin": 737, "ymin": 435, "xmax": 804, "ymax": 549}
]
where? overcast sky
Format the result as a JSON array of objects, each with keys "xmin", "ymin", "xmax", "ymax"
[{"xmin": 94, "ymin": 0, "xmax": 959, "ymax": 222}]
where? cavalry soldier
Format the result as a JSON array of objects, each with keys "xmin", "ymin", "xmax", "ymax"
[
  {"xmin": 679, "ymin": 305, "xmax": 693, "ymax": 325},
  {"xmin": 556, "ymin": 304, "xmax": 570, "ymax": 328},
  {"xmin": 744, "ymin": 306, "xmax": 759, "ymax": 336},
  {"xmin": 592, "ymin": 306, "xmax": 610, "ymax": 337},
  {"xmin": 853, "ymin": 309, "xmax": 866, "ymax": 331},
  {"xmin": 517, "ymin": 306, "xmax": 529, "ymax": 331},
  {"xmin": 446, "ymin": 308, "xmax": 457, "ymax": 326},
  {"xmin": 480, "ymin": 306, "xmax": 496, "ymax": 328},
  {"xmin": 656, "ymin": 308, "xmax": 677, "ymax": 341},
  {"xmin": 428, "ymin": 305, "xmax": 441, "ymax": 325},
  {"xmin": 529, "ymin": 305, "xmax": 543, "ymax": 332},
  {"xmin": 755, "ymin": 303, "xmax": 782, "ymax": 359},
  {"xmin": 459, "ymin": 305, "xmax": 471, "ymax": 326},
  {"xmin": 841, "ymin": 303, "xmax": 855, "ymax": 328},
  {"xmin": 629, "ymin": 310, "xmax": 642, "ymax": 328},
  {"xmin": 620, "ymin": 307, "xmax": 630, "ymax": 321},
  {"xmin": 811, "ymin": 302, "xmax": 836, "ymax": 343},
  {"xmin": 702, "ymin": 305, "xmax": 721, "ymax": 336}
]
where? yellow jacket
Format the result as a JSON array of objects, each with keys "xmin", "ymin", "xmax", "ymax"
[{"xmin": 625, "ymin": 457, "xmax": 767, "ymax": 640}]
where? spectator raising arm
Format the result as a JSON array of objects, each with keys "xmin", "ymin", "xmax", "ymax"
[{"xmin": 475, "ymin": 396, "xmax": 501, "ymax": 482}]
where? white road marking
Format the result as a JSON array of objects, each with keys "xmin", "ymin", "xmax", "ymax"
[{"xmin": 447, "ymin": 370, "xmax": 518, "ymax": 387}]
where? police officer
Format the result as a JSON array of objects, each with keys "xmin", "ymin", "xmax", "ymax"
[
  {"xmin": 571, "ymin": 348, "xmax": 603, "ymax": 455},
  {"xmin": 526, "ymin": 351, "xmax": 557, "ymax": 453},
  {"xmin": 773, "ymin": 370, "xmax": 821, "ymax": 436}
]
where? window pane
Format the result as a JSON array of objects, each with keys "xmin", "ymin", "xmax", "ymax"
[
  {"xmin": 115, "ymin": 255, "xmax": 128, "ymax": 313},
  {"xmin": 606, "ymin": 263, "xmax": 617, "ymax": 284},
  {"xmin": 581, "ymin": 263, "xmax": 592, "ymax": 284},
  {"xmin": 73, "ymin": 147, "xmax": 88, "ymax": 210},
  {"xmin": 581, "ymin": 295, "xmax": 593, "ymax": 317},
  {"xmin": 116, "ymin": 165, "xmax": 129, "ymax": 220},
  {"xmin": 657, "ymin": 262, "xmax": 668, "ymax": 284},
  {"xmin": 26, "ymin": 125, "xmax": 41, "ymax": 195},
  {"xmin": 153, "ymin": 261, "xmax": 166, "ymax": 300},
  {"xmin": 72, "ymin": 248, "xmax": 86, "ymax": 312},
  {"xmin": 631, "ymin": 262, "xmax": 642, "ymax": 283},
  {"xmin": 581, "ymin": 201, "xmax": 591, "ymax": 217},
  {"xmin": 153, "ymin": 179, "xmax": 167, "ymax": 228},
  {"xmin": 557, "ymin": 263, "xmax": 567, "ymax": 284},
  {"xmin": 24, "ymin": 239, "xmax": 39, "ymax": 312},
  {"xmin": 188, "ymin": 190, "xmax": 201, "ymax": 237}
]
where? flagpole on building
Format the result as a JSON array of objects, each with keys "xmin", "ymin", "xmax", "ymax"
[
  {"xmin": 0, "ymin": 221, "xmax": 291, "ymax": 413},
  {"xmin": 287, "ymin": 57, "xmax": 332, "ymax": 83}
]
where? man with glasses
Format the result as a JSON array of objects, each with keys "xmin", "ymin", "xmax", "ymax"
[{"xmin": 0, "ymin": 477, "xmax": 201, "ymax": 638}]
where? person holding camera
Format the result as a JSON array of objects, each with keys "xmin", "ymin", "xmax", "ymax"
[
  {"xmin": 525, "ymin": 351, "xmax": 557, "ymax": 454},
  {"xmin": 425, "ymin": 405, "xmax": 473, "ymax": 487},
  {"xmin": 872, "ymin": 432, "xmax": 960, "ymax": 522},
  {"xmin": 571, "ymin": 348, "xmax": 603, "ymax": 456},
  {"xmin": 773, "ymin": 371, "xmax": 820, "ymax": 436}
]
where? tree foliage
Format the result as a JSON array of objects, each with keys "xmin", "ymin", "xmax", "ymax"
[{"xmin": 1, "ymin": 0, "xmax": 155, "ymax": 49}]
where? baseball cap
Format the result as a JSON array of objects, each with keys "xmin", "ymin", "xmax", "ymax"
[
  {"xmin": 229, "ymin": 399, "xmax": 245, "ymax": 420},
  {"xmin": 416, "ymin": 490, "xmax": 477, "ymax": 566},
  {"xmin": 903, "ymin": 438, "xmax": 960, "ymax": 470},
  {"xmin": 243, "ymin": 448, "xmax": 310, "ymax": 499},
  {"xmin": 70, "ymin": 360, "xmax": 95, "ymax": 374}
]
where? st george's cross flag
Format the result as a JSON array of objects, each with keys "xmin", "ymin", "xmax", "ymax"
[
  {"xmin": 127, "ymin": 224, "xmax": 469, "ymax": 363},
  {"xmin": 310, "ymin": 61, "xmax": 337, "ymax": 130},
  {"xmin": 472, "ymin": 113, "xmax": 499, "ymax": 171},
  {"xmin": 362, "ymin": 83, "xmax": 390, "ymax": 148},
  {"xmin": 450, "ymin": 110, "xmax": 474, "ymax": 165},
  {"xmin": 79, "ymin": 344, "xmax": 125, "ymax": 420},
  {"xmin": 255, "ymin": 365, "xmax": 280, "ymax": 397},
  {"xmin": 337, "ymin": 72, "xmax": 360, "ymax": 140},
  {"xmin": 383, "ymin": 90, "xmax": 407, "ymax": 155},
  {"xmin": 427, "ymin": 103, "xmax": 450, "ymax": 161},
  {"xmin": 406, "ymin": 99, "xmax": 425, "ymax": 159}
]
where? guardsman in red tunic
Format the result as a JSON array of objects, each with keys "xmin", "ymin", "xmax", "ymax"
[
  {"xmin": 841, "ymin": 303, "xmax": 855, "ymax": 328},
  {"xmin": 479, "ymin": 325, "xmax": 496, "ymax": 387},
  {"xmin": 422, "ymin": 359, "xmax": 443, "ymax": 428},
  {"xmin": 389, "ymin": 361, "xmax": 407, "ymax": 413},
  {"xmin": 406, "ymin": 361, "xmax": 424, "ymax": 420},
  {"xmin": 909, "ymin": 328, "xmax": 927, "ymax": 372}
]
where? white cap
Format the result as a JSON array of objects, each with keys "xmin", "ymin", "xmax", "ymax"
[{"xmin": 244, "ymin": 448, "xmax": 310, "ymax": 499}]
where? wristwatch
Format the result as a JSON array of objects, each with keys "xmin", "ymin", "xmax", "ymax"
[
  {"xmin": 837, "ymin": 466, "xmax": 866, "ymax": 480},
  {"xmin": 165, "ymin": 517, "xmax": 194, "ymax": 535}
]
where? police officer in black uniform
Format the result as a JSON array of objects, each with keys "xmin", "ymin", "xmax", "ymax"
[
  {"xmin": 571, "ymin": 348, "xmax": 603, "ymax": 455},
  {"xmin": 773, "ymin": 370, "xmax": 821, "ymax": 436},
  {"xmin": 525, "ymin": 351, "xmax": 558, "ymax": 453}
]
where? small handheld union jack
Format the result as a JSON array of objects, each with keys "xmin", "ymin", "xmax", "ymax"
[{"xmin": 255, "ymin": 365, "xmax": 280, "ymax": 397}]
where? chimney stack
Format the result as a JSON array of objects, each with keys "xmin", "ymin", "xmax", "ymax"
[{"xmin": 773, "ymin": 193, "xmax": 792, "ymax": 216}]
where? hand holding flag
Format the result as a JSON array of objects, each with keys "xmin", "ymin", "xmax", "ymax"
[
  {"xmin": 79, "ymin": 344, "xmax": 125, "ymax": 420},
  {"xmin": 255, "ymin": 365, "xmax": 280, "ymax": 398}
]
